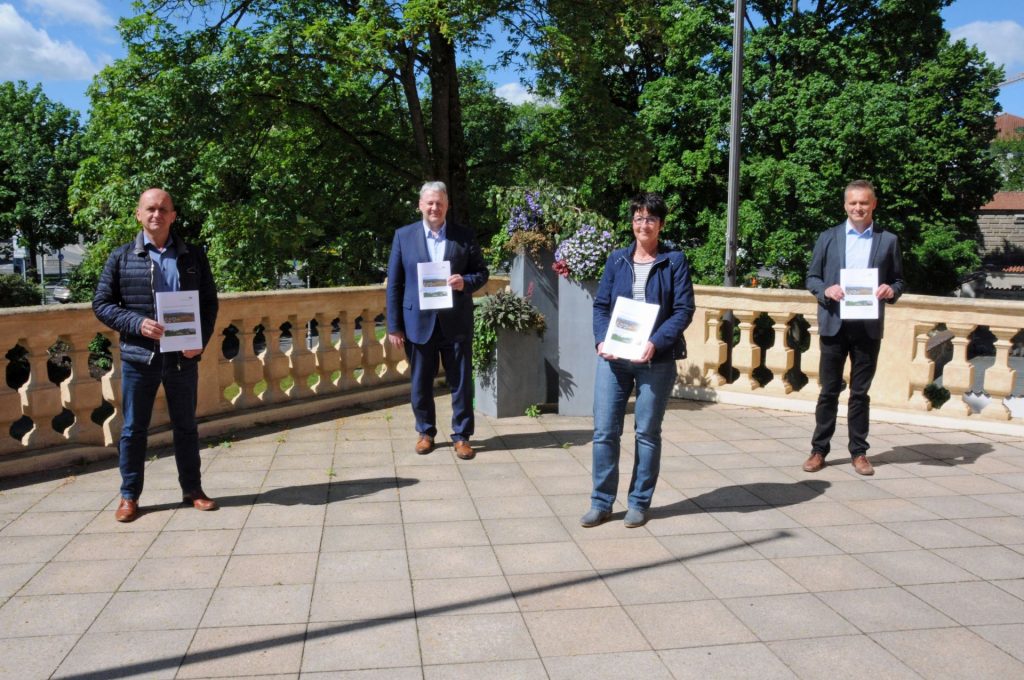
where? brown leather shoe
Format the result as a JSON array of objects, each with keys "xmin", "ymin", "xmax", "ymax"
[
  {"xmin": 415, "ymin": 434, "xmax": 434, "ymax": 455},
  {"xmin": 114, "ymin": 497, "xmax": 139, "ymax": 523},
  {"xmin": 182, "ymin": 489, "xmax": 219, "ymax": 511},
  {"xmin": 851, "ymin": 455, "xmax": 874, "ymax": 476},
  {"xmin": 453, "ymin": 440, "xmax": 475, "ymax": 460},
  {"xmin": 802, "ymin": 452, "xmax": 826, "ymax": 473}
]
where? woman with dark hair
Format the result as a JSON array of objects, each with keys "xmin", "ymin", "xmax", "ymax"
[{"xmin": 580, "ymin": 193, "xmax": 696, "ymax": 528}]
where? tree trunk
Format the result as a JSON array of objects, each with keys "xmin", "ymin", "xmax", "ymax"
[
  {"xmin": 396, "ymin": 40, "xmax": 432, "ymax": 179},
  {"xmin": 428, "ymin": 26, "xmax": 470, "ymax": 226}
]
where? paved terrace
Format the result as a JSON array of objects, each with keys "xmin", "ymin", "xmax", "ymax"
[{"xmin": 2, "ymin": 398, "xmax": 1024, "ymax": 680}]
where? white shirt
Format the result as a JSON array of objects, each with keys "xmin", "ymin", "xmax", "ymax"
[
  {"xmin": 844, "ymin": 220, "xmax": 874, "ymax": 270},
  {"xmin": 423, "ymin": 221, "xmax": 447, "ymax": 263}
]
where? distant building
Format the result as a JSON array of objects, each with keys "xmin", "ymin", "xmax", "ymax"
[
  {"xmin": 995, "ymin": 112, "xmax": 1024, "ymax": 141},
  {"xmin": 965, "ymin": 190, "xmax": 1024, "ymax": 299}
]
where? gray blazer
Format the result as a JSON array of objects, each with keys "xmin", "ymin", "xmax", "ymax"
[{"xmin": 806, "ymin": 223, "xmax": 904, "ymax": 339}]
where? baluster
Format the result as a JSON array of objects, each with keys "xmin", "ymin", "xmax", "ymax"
[
  {"xmin": 730, "ymin": 310, "xmax": 760, "ymax": 390},
  {"xmin": 803, "ymin": 319, "xmax": 822, "ymax": 398},
  {"xmin": 291, "ymin": 314, "xmax": 318, "ymax": 399},
  {"xmin": 101, "ymin": 331, "xmax": 123, "ymax": 445},
  {"xmin": 907, "ymin": 324, "xmax": 935, "ymax": 410},
  {"xmin": 234, "ymin": 317, "xmax": 265, "ymax": 409},
  {"xmin": 703, "ymin": 308, "xmax": 728, "ymax": 386},
  {"xmin": 337, "ymin": 311, "xmax": 362, "ymax": 390},
  {"xmin": 979, "ymin": 326, "xmax": 1017, "ymax": 420},
  {"xmin": 360, "ymin": 308, "xmax": 386, "ymax": 386},
  {"xmin": 20, "ymin": 336, "xmax": 64, "ymax": 448},
  {"xmin": 263, "ymin": 317, "xmax": 292, "ymax": 402},
  {"xmin": 64, "ymin": 331, "xmax": 104, "ymax": 444},
  {"xmin": 938, "ymin": 323, "xmax": 975, "ymax": 416},
  {"xmin": 763, "ymin": 313, "xmax": 795, "ymax": 394},
  {"xmin": 314, "ymin": 312, "xmax": 341, "ymax": 393}
]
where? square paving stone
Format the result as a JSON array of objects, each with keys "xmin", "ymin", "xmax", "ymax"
[
  {"xmin": 853, "ymin": 549, "xmax": 978, "ymax": 585},
  {"xmin": 768, "ymin": 634, "xmax": 919, "ymax": 680},
  {"xmin": 245, "ymin": 503, "xmax": 327, "ymax": 528},
  {"xmin": 92, "ymin": 588, "xmax": 212, "ymax": 632},
  {"xmin": 482, "ymin": 517, "xmax": 571, "ymax": 545},
  {"xmin": 403, "ymin": 521, "xmax": 488, "ymax": 549},
  {"xmin": 53, "ymin": 629, "xmax": 194, "ymax": 679},
  {"xmin": 626, "ymin": 599, "xmax": 757, "ymax": 649},
  {"xmin": 200, "ymin": 584, "xmax": 313, "ymax": 627},
  {"xmin": 412, "ymin": 576, "xmax": 515, "ymax": 617},
  {"xmin": 315, "ymin": 549, "xmax": 409, "ymax": 582},
  {"xmin": 811, "ymin": 524, "xmax": 919, "ymax": 553},
  {"xmin": 0, "ymin": 635, "xmax": 76, "ymax": 680},
  {"xmin": 32, "ymin": 491, "xmax": 117, "ymax": 512},
  {"xmin": 543, "ymin": 650, "xmax": 675, "ymax": 680},
  {"xmin": 179, "ymin": 623, "xmax": 306, "ymax": 678},
  {"xmin": 0, "ymin": 592, "xmax": 110, "ymax": 636},
  {"xmin": 772, "ymin": 554, "xmax": 892, "ymax": 592},
  {"xmin": 599, "ymin": 562, "xmax": 713, "ymax": 605},
  {"xmin": 934, "ymin": 545, "xmax": 1024, "ymax": 579},
  {"xmin": 220, "ymin": 552, "xmax": 317, "ymax": 587},
  {"xmin": 419, "ymin": 612, "xmax": 537, "ymax": 664},
  {"xmin": 0, "ymin": 511, "xmax": 96, "ymax": 536},
  {"xmin": 162, "ymin": 505, "xmax": 250, "ymax": 532},
  {"xmin": 20, "ymin": 558, "xmax": 134, "ymax": 595},
  {"xmin": 737, "ymin": 527, "xmax": 844, "ymax": 559},
  {"xmin": 233, "ymin": 525, "xmax": 323, "ymax": 555},
  {"xmin": 311, "ymin": 579, "xmax": 414, "ymax": 622},
  {"xmin": 121, "ymin": 555, "xmax": 228, "ymax": 591},
  {"xmin": 324, "ymin": 501, "xmax": 402, "ymax": 526},
  {"xmin": 144, "ymin": 529, "xmax": 240, "ymax": 558},
  {"xmin": 872, "ymin": 627, "xmax": 1024, "ymax": 679},
  {"xmin": 910, "ymin": 494, "xmax": 1007, "ymax": 519},
  {"xmin": 577, "ymin": 537, "xmax": 675, "ymax": 570},
  {"xmin": 408, "ymin": 546, "xmax": 502, "ymax": 579},
  {"xmin": 400, "ymin": 498, "xmax": 479, "ymax": 523},
  {"xmin": 688, "ymin": 559, "xmax": 805, "ymax": 599},
  {"xmin": 523, "ymin": 606, "xmax": 649, "ymax": 656},
  {"xmin": 322, "ymin": 523, "xmax": 406, "ymax": 552},
  {"xmin": 473, "ymin": 495, "xmax": 555, "ymax": 520},
  {"xmin": 843, "ymin": 498, "xmax": 941, "ymax": 523},
  {"xmin": 724, "ymin": 593, "xmax": 858, "ymax": 640},
  {"xmin": 778, "ymin": 501, "xmax": 872, "ymax": 527},
  {"xmin": 660, "ymin": 642, "xmax": 796, "ymax": 679},
  {"xmin": 0, "ymin": 535, "xmax": 70, "ymax": 565},
  {"xmin": 907, "ymin": 581, "xmax": 1024, "ymax": 626},
  {"xmin": 657, "ymin": 532, "xmax": 762, "ymax": 564},
  {"xmin": 54, "ymin": 531, "xmax": 156, "ymax": 561},
  {"xmin": 817, "ymin": 587, "xmax": 956, "ymax": 632},
  {"xmin": 882, "ymin": 519, "xmax": 993, "ymax": 549},
  {"xmin": 955, "ymin": 516, "xmax": 1024, "ymax": 545},
  {"xmin": 507, "ymin": 570, "xmax": 618, "ymax": 611},
  {"xmin": 424, "ymin": 659, "xmax": 548, "ymax": 680},
  {"xmin": 493, "ymin": 542, "xmax": 592, "ymax": 575},
  {"xmin": 0, "ymin": 563, "xmax": 41, "ymax": 597}
]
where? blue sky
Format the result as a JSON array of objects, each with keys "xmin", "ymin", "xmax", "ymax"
[{"xmin": 3, "ymin": 0, "xmax": 1024, "ymax": 116}]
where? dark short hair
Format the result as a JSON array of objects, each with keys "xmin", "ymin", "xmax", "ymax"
[
  {"xmin": 844, "ymin": 179, "xmax": 876, "ymax": 200},
  {"xmin": 629, "ymin": 192, "xmax": 668, "ymax": 221}
]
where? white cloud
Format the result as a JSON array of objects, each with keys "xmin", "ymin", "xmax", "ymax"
[
  {"xmin": 0, "ymin": 4, "xmax": 102, "ymax": 79},
  {"xmin": 495, "ymin": 82, "xmax": 538, "ymax": 105},
  {"xmin": 951, "ymin": 20, "xmax": 1024, "ymax": 70},
  {"xmin": 25, "ymin": 0, "xmax": 112, "ymax": 29}
]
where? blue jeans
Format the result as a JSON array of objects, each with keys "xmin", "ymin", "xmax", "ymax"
[
  {"xmin": 591, "ymin": 357, "xmax": 677, "ymax": 512},
  {"xmin": 119, "ymin": 354, "xmax": 202, "ymax": 500}
]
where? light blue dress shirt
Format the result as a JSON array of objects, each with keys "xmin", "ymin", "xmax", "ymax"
[
  {"xmin": 143, "ymin": 234, "xmax": 179, "ymax": 293},
  {"xmin": 423, "ymin": 221, "xmax": 447, "ymax": 263},
  {"xmin": 844, "ymin": 220, "xmax": 873, "ymax": 271}
]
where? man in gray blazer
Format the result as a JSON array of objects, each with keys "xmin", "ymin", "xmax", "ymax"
[{"xmin": 803, "ymin": 180, "xmax": 904, "ymax": 476}]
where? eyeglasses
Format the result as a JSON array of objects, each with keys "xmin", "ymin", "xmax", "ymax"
[{"xmin": 632, "ymin": 215, "xmax": 661, "ymax": 225}]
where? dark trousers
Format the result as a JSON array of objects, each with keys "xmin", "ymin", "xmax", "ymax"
[
  {"xmin": 405, "ymin": 323, "xmax": 474, "ymax": 441},
  {"xmin": 811, "ymin": 321, "xmax": 881, "ymax": 458},
  {"xmin": 119, "ymin": 354, "xmax": 202, "ymax": 500}
]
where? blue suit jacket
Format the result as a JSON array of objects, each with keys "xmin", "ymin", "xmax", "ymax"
[
  {"xmin": 385, "ymin": 221, "xmax": 489, "ymax": 344},
  {"xmin": 806, "ymin": 223, "xmax": 905, "ymax": 339}
]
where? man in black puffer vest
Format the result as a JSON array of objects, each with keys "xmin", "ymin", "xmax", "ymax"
[{"xmin": 93, "ymin": 188, "xmax": 220, "ymax": 522}]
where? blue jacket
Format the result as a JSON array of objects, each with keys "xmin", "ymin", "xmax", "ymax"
[
  {"xmin": 385, "ymin": 221, "xmax": 489, "ymax": 344},
  {"xmin": 93, "ymin": 231, "xmax": 219, "ymax": 365},
  {"xmin": 593, "ymin": 242, "xmax": 696, "ymax": 363}
]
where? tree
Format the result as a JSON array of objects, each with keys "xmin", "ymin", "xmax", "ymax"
[
  {"xmin": 70, "ymin": 1, "xmax": 528, "ymax": 294},
  {"xmin": 0, "ymin": 81, "xmax": 83, "ymax": 274},
  {"xmin": 990, "ymin": 138, "xmax": 1024, "ymax": 191},
  {"xmin": 529, "ymin": 0, "xmax": 1002, "ymax": 294}
]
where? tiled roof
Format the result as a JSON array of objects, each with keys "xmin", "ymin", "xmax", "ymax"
[
  {"xmin": 980, "ymin": 191, "xmax": 1024, "ymax": 211},
  {"xmin": 996, "ymin": 112, "xmax": 1024, "ymax": 140}
]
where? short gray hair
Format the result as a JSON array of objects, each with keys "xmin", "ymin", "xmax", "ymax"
[{"xmin": 420, "ymin": 181, "xmax": 448, "ymax": 197}]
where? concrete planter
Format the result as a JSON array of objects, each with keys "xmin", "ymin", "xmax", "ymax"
[
  {"xmin": 509, "ymin": 249, "xmax": 559, "ymax": 404},
  {"xmin": 557, "ymin": 277, "xmax": 599, "ymax": 416},
  {"xmin": 474, "ymin": 328, "xmax": 545, "ymax": 418}
]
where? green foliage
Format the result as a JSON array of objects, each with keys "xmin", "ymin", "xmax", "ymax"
[
  {"xmin": 524, "ymin": 404, "xmax": 541, "ymax": 417},
  {"xmin": 990, "ymin": 138, "xmax": 1024, "ymax": 191},
  {"xmin": 0, "ymin": 81, "xmax": 83, "ymax": 269},
  {"xmin": 472, "ymin": 290, "xmax": 546, "ymax": 373},
  {"xmin": 0, "ymin": 273, "xmax": 42, "ymax": 307},
  {"xmin": 923, "ymin": 382, "xmax": 951, "ymax": 409}
]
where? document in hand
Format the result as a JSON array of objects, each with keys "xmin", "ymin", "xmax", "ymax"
[
  {"xmin": 602, "ymin": 296, "xmax": 660, "ymax": 361},
  {"xmin": 417, "ymin": 260, "xmax": 454, "ymax": 310},
  {"xmin": 155, "ymin": 291, "xmax": 203, "ymax": 352},
  {"xmin": 839, "ymin": 268, "xmax": 879, "ymax": 320}
]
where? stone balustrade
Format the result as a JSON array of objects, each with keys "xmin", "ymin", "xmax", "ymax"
[
  {"xmin": 2, "ymin": 283, "xmax": 1022, "ymax": 476},
  {"xmin": 0, "ymin": 281, "xmax": 504, "ymax": 476},
  {"xmin": 677, "ymin": 286, "xmax": 1024, "ymax": 432}
]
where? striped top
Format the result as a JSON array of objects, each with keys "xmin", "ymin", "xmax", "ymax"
[{"xmin": 632, "ymin": 261, "xmax": 654, "ymax": 301}]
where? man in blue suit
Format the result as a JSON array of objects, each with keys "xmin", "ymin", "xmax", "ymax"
[
  {"xmin": 386, "ymin": 182, "xmax": 489, "ymax": 459},
  {"xmin": 803, "ymin": 180, "xmax": 904, "ymax": 476}
]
